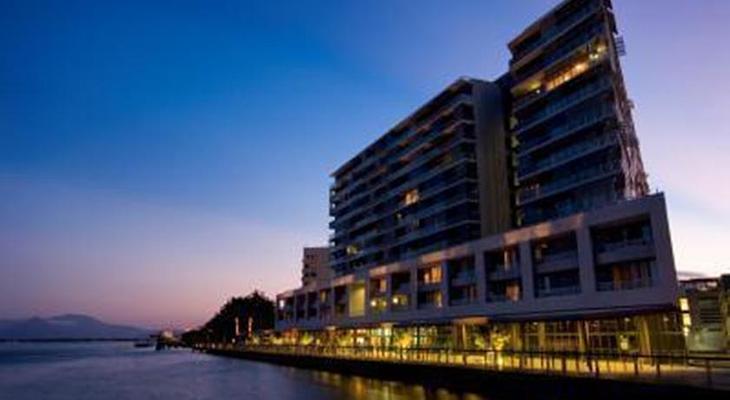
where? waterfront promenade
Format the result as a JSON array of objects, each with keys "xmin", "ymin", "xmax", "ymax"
[{"xmin": 200, "ymin": 343, "xmax": 730, "ymax": 393}]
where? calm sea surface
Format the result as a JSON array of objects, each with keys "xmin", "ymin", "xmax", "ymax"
[{"xmin": 0, "ymin": 342, "xmax": 493, "ymax": 400}]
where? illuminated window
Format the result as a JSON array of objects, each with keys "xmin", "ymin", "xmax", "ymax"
[
  {"xmin": 679, "ymin": 297, "xmax": 689, "ymax": 312},
  {"xmin": 346, "ymin": 245, "xmax": 360, "ymax": 256},
  {"xmin": 421, "ymin": 265, "xmax": 442, "ymax": 284},
  {"xmin": 506, "ymin": 283, "xmax": 521, "ymax": 301},
  {"xmin": 404, "ymin": 188, "xmax": 420, "ymax": 206}
]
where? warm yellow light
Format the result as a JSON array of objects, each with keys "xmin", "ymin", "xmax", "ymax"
[
  {"xmin": 679, "ymin": 297, "xmax": 689, "ymax": 312},
  {"xmin": 346, "ymin": 245, "xmax": 359, "ymax": 256},
  {"xmin": 404, "ymin": 188, "xmax": 420, "ymax": 206}
]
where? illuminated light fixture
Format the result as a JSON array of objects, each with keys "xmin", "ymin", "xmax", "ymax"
[
  {"xmin": 370, "ymin": 299, "xmax": 378, "ymax": 307},
  {"xmin": 392, "ymin": 297, "xmax": 399, "ymax": 305}
]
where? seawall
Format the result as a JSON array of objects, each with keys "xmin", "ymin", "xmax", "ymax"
[{"xmin": 204, "ymin": 348, "xmax": 727, "ymax": 399}]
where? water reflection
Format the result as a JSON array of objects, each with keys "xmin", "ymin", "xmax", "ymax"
[{"xmin": 303, "ymin": 369, "xmax": 488, "ymax": 400}]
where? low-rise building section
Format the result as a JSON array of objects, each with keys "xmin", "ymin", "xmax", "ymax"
[
  {"xmin": 301, "ymin": 247, "xmax": 331, "ymax": 287},
  {"xmin": 679, "ymin": 276, "xmax": 730, "ymax": 353}
]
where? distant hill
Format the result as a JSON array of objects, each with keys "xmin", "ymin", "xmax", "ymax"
[{"xmin": 0, "ymin": 314, "xmax": 151, "ymax": 340}]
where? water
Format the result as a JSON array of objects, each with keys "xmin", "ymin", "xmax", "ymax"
[{"xmin": 0, "ymin": 342, "xmax": 490, "ymax": 400}]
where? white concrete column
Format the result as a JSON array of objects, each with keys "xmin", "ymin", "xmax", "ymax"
[
  {"xmin": 518, "ymin": 242, "xmax": 535, "ymax": 301},
  {"xmin": 576, "ymin": 226, "xmax": 597, "ymax": 296}
]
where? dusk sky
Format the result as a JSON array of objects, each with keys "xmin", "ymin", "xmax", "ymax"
[{"xmin": 1, "ymin": 0, "xmax": 729, "ymax": 329}]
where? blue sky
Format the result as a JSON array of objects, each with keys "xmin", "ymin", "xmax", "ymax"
[{"xmin": 1, "ymin": 0, "xmax": 729, "ymax": 328}]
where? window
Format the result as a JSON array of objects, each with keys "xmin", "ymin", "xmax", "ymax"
[
  {"xmin": 404, "ymin": 188, "xmax": 420, "ymax": 206},
  {"xmin": 346, "ymin": 245, "xmax": 360, "ymax": 256}
]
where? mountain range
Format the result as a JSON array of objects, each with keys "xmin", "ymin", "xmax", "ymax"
[{"xmin": 0, "ymin": 314, "xmax": 152, "ymax": 340}]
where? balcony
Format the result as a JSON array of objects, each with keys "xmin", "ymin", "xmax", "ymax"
[
  {"xmin": 518, "ymin": 105, "xmax": 615, "ymax": 156},
  {"xmin": 418, "ymin": 281, "xmax": 441, "ymax": 292},
  {"xmin": 514, "ymin": 77, "xmax": 612, "ymax": 136},
  {"xmin": 450, "ymin": 271, "xmax": 477, "ymax": 287},
  {"xmin": 337, "ymin": 173, "xmax": 478, "ymax": 235},
  {"xmin": 486, "ymin": 293, "xmax": 519, "ymax": 303},
  {"xmin": 595, "ymin": 238, "xmax": 655, "ymax": 265},
  {"xmin": 512, "ymin": 27, "xmax": 606, "ymax": 88},
  {"xmin": 518, "ymin": 133, "xmax": 617, "ymax": 180},
  {"xmin": 517, "ymin": 161, "xmax": 620, "ymax": 205},
  {"xmin": 534, "ymin": 251, "xmax": 579, "ymax": 273},
  {"xmin": 597, "ymin": 278, "xmax": 652, "ymax": 292},
  {"xmin": 332, "ymin": 147, "xmax": 476, "ymax": 227},
  {"xmin": 511, "ymin": 2, "xmax": 601, "ymax": 62},
  {"xmin": 488, "ymin": 267, "xmax": 520, "ymax": 281},
  {"xmin": 392, "ymin": 283, "xmax": 411, "ymax": 295},
  {"xmin": 449, "ymin": 297, "xmax": 477, "ymax": 307},
  {"xmin": 330, "ymin": 96, "xmax": 475, "ymax": 204},
  {"xmin": 536, "ymin": 285, "xmax": 581, "ymax": 298}
]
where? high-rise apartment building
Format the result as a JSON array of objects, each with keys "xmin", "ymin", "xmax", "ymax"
[
  {"xmin": 508, "ymin": 0, "xmax": 648, "ymax": 226},
  {"xmin": 274, "ymin": 0, "xmax": 683, "ymax": 357},
  {"xmin": 329, "ymin": 79, "xmax": 511, "ymax": 276}
]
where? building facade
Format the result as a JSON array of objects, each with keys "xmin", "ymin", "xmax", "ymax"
[
  {"xmin": 301, "ymin": 247, "xmax": 331, "ymax": 287},
  {"xmin": 679, "ymin": 277, "xmax": 729, "ymax": 353},
  {"xmin": 273, "ymin": 0, "xmax": 683, "ymax": 356},
  {"xmin": 329, "ymin": 79, "xmax": 511, "ymax": 276},
  {"xmin": 278, "ymin": 195, "xmax": 682, "ymax": 354},
  {"xmin": 507, "ymin": 0, "xmax": 647, "ymax": 227}
]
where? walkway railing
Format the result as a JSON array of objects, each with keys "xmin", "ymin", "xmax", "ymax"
[{"xmin": 199, "ymin": 343, "xmax": 730, "ymax": 391}]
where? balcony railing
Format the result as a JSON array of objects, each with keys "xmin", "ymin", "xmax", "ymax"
[
  {"xmin": 518, "ymin": 105, "xmax": 615, "ymax": 155},
  {"xmin": 536, "ymin": 285, "xmax": 581, "ymax": 298},
  {"xmin": 535, "ymin": 250, "xmax": 578, "ymax": 266},
  {"xmin": 511, "ymin": 2, "xmax": 601, "ymax": 61},
  {"xmin": 517, "ymin": 161, "xmax": 620, "ymax": 205},
  {"xmin": 332, "ymin": 147, "xmax": 476, "ymax": 226},
  {"xmin": 488, "ymin": 268, "xmax": 521, "ymax": 281},
  {"xmin": 518, "ymin": 133, "xmax": 617, "ymax": 179},
  {"xmin": 449, "ymin": 297, "xmax": 477, "ymax": 307},
  {"xmin": 450, "ymin": 271, "xmax": 477, "ymax": 287},
  {"xmin": 597, "ymin": 278, "xmax": 652, "ymax": 292},
  {"xmin": 596, "ymin": 238, "xmax": 653, "ymax": 253},
  {"xmin": 513, "ymin": 25, "xmax": 606, "ymax": 83},
  {"xmin": 331, "ymin": 96, "xmax": 474, "ymax": 203},
  {"xmin": 515, "ymin": 78, "xmax": 612, "ymax": 135},
  {"xmin": 486, "ymin": 293, "xmax": 522, "ymax": 303}
]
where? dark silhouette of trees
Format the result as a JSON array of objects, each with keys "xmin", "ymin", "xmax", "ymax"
[{"xmin": 182, "ymin": 290, "xmax": 275, "ymax": 345}]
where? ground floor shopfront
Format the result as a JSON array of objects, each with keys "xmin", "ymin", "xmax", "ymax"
[{"xmin": 263, "ymin": 311, "xmax": 685, "ymax": 356}]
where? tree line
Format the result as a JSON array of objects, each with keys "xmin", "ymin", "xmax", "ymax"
[{"xmin": 181, "ymin": 290, "xmax": 275, "ymax": 345}]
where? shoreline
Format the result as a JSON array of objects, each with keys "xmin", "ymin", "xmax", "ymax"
[{"xmin": 0, "ymin": 338, "xmax": 143, "ymax": 343}]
